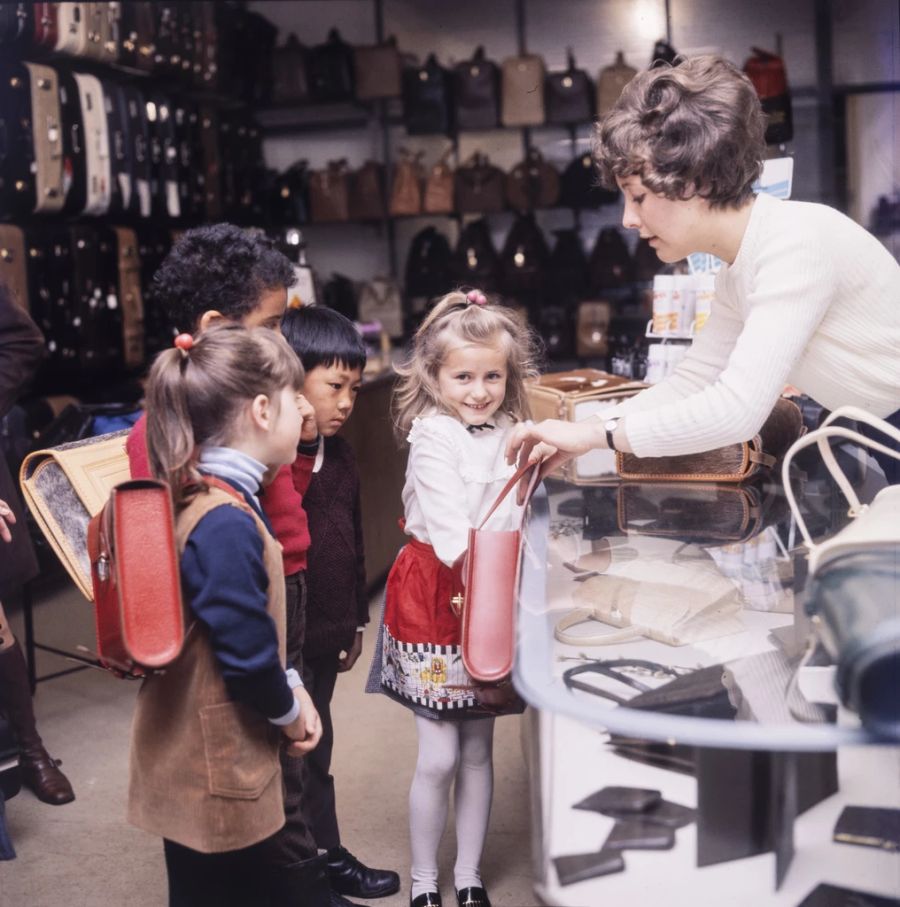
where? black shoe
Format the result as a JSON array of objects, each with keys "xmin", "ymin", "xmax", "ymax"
[
  {"xmin": 327, "ymin": 846, "xmax": 401, "ymax": 899},
  {"xmin": 410, "ymin": 894, "xmax": 443, "ymax": 907},
  {"xmin": 331, "ymin": 892, "xmax": 364, "ymax": 907},
  {"xmin": 456, "ymin": 887, "xmax": 491, "ymax": 907}
]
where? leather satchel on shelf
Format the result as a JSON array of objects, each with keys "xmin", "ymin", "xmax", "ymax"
[
  {"xmin": 309, "ymin": 160, "xmax": 351, "ymax": 223},
  {"xmin": 271, "ymin": 34, "xmax": 310, "ymax": 106},
  {"xmin": 453, "ymin": 46, "xmax": 500, "ymax": 131},
  {"xmin": 307, "ymin": 28, "xmax": 355, "ymax": 103},
  {"xmin": 453, "ymin": 218, "xmax": 501, "ymax": 290},
  {"xmin": 455, "ymin": 153, "xmax": 505, "ymax": 214},
  {"xmin": 405, "ymin": 226, "xmax": 454, "ymax": 299},
  {"xmin": 597, "ymin": 51, "xmax": 637, "ymax": 116},
  {"xmin": 501, "ymin": 53, "xmax": 546, "ymax": 127},
  {"xmin": 589, "ymin": 227, "xmax": 634, "ymax": 291},
  {"xmin": 19, "ymin": 431, "xmax": 132, "ymax": 600},
  {"xmin": 526, "ymin": 369, "xmax": 646, "ymax": 483},
  {"xmin": 88, "ymin": 479, "xmax": 184, "ymax": 678},
  {"xmin": 500, "ymin": 214, "xmax": 550, "ymax": 299},
  {"xmin": 560, "ymin": 152, "xmax": 618, "ymax": 209},
  {"xmin": 549, "ymin": 229, "xmax": 590, "ymax": 301},
  {"xmin": 617, "ymin": 397, "xmax": 805, "ymax": 483},
  {"xmin": 576, "ymin": 300, "xmax": 614, "ymax": 359},
  {"xmin": 271, "ymin": 159, "xmax": 310, "ymax": 225},
  {"xmin": 546, "ymin": 50, "xmax": 594, "ymax": 125},
  {"xmin": 402, "ymin": 53, "xmax": 453, "ymax": 135},
  {"xmin": 354, "ymin": 37, "xmax": 402, "ymax": 100},
  {"xmin": 505, "ymin": 148, "xmax": 560, "ymax": 212},
  {"xmin": 423, "ymin": 149, "xmax": 455, "ymax": 214},
  {"xmin": 744, "ymin": 47, "xmax": 793, "ymax": 145},
  {"xmin": 349, "ymin": 160, "xmax": 386, "ymax": 221},
  {"xmin": 389, "ymin": 149, "xmax": 424, "ymax": 217},
  {"xmin": 455, "ymin": 462, "xmax": 541, "ymax": 692}
]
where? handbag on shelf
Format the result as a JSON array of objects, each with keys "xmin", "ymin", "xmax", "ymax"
[
  {"xmin": 453, "ymin": 46, "xmax": 500, "ymax": 131},
  {"xmin": 402, "ymin": 53, "xmax": 453, "ymax": 135},
  {"xmin": 558, "ymin": 537, "xmax": 744, "ymax": 647},
  {"xmin": 454, "ymin": 462, "xmax": 541, "ymax": 686},
  {"xmin": 307, "ymin": 28, "xmax": 355, "ymax": 103},
  {"xmin": 549, "ymin": 229, "xmax": 590, "ymax": 302},
  {"xmin": 597, "ymin": 51, "xmax": 637, "ymax": 116},
  {"xmin": 271, "ymin": 160, "xmax": 310, "ymax": 225},
  {"xmin": 546, "ymin": 50, "xmax": 594, "ymax": 124},
  {"xmin": 422, "ymin": 149, "xmax": 455, "ymax": 214},
  {"xmin": 744, "ymin": 47, "xmax": 793, "ymax": 145},
  {"xmin": 501, "ymin": 53, "xmax": 546, "ymax": 127},
  {"xmin": 781, "ymin": 406, "xmax": 900, "ymax": 738},
  {"xmin": 271, "ymin": 34, "xmax": 309, "ymax": 106},
  {"xmin": 500, "ymin": 213, "xmax": 550, "ymax": 299},
  {"xmin": 617, "ymin": 397, "xmax": 805, "ymax": 483},
  {"xmin": 589, "ymin": 227, "xmax": 634, "ymax": 292},
  {"xmin": 505, "ymin": 148, "xmax": 559, "ymax": 212},
  {"xmin": 453, "ymin": 218, "xmax": 501, "ymax": 291},
  {"xmin": 455, "ymin": 153, "xmax": 505, "ymax": 214},
  {"xmin": 389, "ymin": 149, "xmax": 424, "ymax": 217},
  {"xmin": 560, "ymin": 152, "xmax": 618, "ymax": 209},
  {"xmin": 357, "ymin": 276, "xmax": 404, "ymax": 340},
  {"xmin": 405, "ymin": 226, "xmax": 454, "ymax": 299},
  {"xmin": 309, "ymin": 160, "xmax": 351, "ymax": 223},
  {"xmin": 88, "ymin": 479, "xmax": 184, "ymax": 678},
  {"xmin": 354, "ymin": 37, "xmax": 402, "ymax": 100},
  {"xmin": 526, "ymin": 369, "xmax": 645, "ymax": 482},
  {"xmin": 19, "ymin": 430, "xmax": 132, "ymax": 600},
  {"xmin": 348, "ymin": 160, "xmax": 386, "ymax": 221},
  {"xmin": 575, "ymin": 300, "xmax": 614, "ymax": 359}
]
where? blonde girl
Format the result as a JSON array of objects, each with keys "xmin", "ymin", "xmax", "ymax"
[
  {"xmin": 367, "ymin": 290, "xmax": 540, "ymax": 907},
  {"xmin": 130, "ymin": 324, "xmax": 324, "ymax": 906}
]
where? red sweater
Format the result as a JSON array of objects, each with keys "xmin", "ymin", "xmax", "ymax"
[{"xmin": 126, "ymin": 413, "xmax": 314, "ymax": 575}]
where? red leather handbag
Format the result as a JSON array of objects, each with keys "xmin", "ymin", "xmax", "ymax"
[
  {"xmin": 88, "ymin": 479, "xmax": 184, "ymax": 678},
  {"xmin": 457, "ymin": 463, "xmax": 541, "ymax": 686}
]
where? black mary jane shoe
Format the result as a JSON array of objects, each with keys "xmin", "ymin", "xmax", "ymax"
[
  {"xmin": 327, "ymin": 845, "xmax": 401, "ymax": 899},
  {"xmin": 456, "ymin": 887, "xmax": 492, "ymax": 907},
  {"xmin": 410, "ymin": 893, "xmax": 443, "ymax": 907}
]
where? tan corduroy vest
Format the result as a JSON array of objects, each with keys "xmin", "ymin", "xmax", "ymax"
[{"xmin": 127, "ymin": 485, "xmax": 287, "ymax": 854}]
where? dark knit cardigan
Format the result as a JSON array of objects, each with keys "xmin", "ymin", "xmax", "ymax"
[{"xmin": 302, "ymin": 435, "xmax": 369, "ymax": 658}]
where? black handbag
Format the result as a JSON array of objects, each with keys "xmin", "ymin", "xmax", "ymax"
[
  {"xmin": 536, "ymin": 305, "xmax": 574, "ymax": 359},
  {"xmin": 559, "ymin": 152, "xmax": 618, "ymax": 209},
  {"xmin": 271, "ymin": 34, "xmax": 310, "ymax": 106},
  {"xmin": 549, "ymin": 229, "xmax": 589, "ymax": 303},
  {"xmin": 405, "ymin": 227, "xmax": 454, "ymax": 300},
  {"xmin": 307, "ymin": 28, "xmax": 355, "ymax": 103},
  {"xmin": 402, "ymin": 54, "xmax": 453, "ymax": 135},
  {"xmin": 453, "ymin": 46, "xmax": 500, "ymax": 131},
  {"xmin": 650, "ymin": 40, "xmax": 680, "ymax": 68},
  {"xmin": 546, "ymin": 50, "xmax": 594, "ymax": 125},
  {"xmin": 324, "ymin": 273, "xmax": 358, "ymax": 321},
  {"xmin": 455, "ymin": 153, "xmax": 505, "ymax": 214},
  {"xmin": 500, "ymin": 214, "xmax": 549, "ymax": 300},
  {"xmin": 453, "ymin": 219, "xmax": 501, "ymax": 292},
  {"xmin": 589, "ymin": 227, "xmax": 634, "ymax": 292}
]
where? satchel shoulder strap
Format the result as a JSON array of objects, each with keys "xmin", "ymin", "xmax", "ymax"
[{"xmin": 478, "ymin": 460, "xmax": 541, "ymax": 530}]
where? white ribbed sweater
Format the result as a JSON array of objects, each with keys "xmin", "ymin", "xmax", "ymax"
[{"xmin": 619, "ymin": 193, "xmax": 900, "ymax": 457}]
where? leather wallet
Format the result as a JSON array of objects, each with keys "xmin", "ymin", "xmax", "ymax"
[
  {"xmin": 602, "ymin": 818, "xmax": 676, "ymax": 851},
  {"xmin": 602, "ymin": 798, "xmax": 697, "ymax": 829},
  {"xmin": 573, "ymin": 786, "xmax": 661, "ymax": 814},
  {"xmin": 553, "ymin": 849, "xmax": 625, "ymax": 886},
  {"xmin": 833, "ymin": 806, "xmax": 900, "ymax": 852},
  {"xmin": 795, "ymin": 883, "xmax": 900, "ymax": 907}
]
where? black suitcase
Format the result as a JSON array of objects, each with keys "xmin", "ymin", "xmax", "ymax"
[
  {"xmin": 146, "ymin": 92, "xmax": 180, "ymax": 220},
  {"xmin": 0, "ymin": 61, "xmax": 37, "ymax": 218},
  {"xmin": 172, "ymin": 99, "xmax": 204, "ymax": 223},
  {"xmin": 0, "ymin": 1, "xmax": 32, "ymax": 52},
  {"xmin": 136, "ymin": 226, "xmax": 174, "ymax": 356},
  {"xmin": 118, "ymin": 83, "xmax": 152, "ymax": 219}
]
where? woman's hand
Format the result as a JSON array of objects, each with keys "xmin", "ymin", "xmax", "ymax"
[
  {"xmin": 0, "ymin": 498, "xmax": 15, "ymax": 544},
  {"xmin": 505, "ymin": 419, "xmax": 604, "ymax": 468},
  {"xmin": 283, "ymin": 685, "xmax": 323, "ymax": 757}
]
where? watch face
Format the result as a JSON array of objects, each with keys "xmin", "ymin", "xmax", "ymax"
[{"xmin": 605, "ymin": 419, "xmax": 618, "ymax": 431}]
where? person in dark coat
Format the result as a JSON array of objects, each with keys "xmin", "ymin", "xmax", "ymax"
[{"xmin": 0, "ymin": 281, "xmax": 75, "ymax": 807}]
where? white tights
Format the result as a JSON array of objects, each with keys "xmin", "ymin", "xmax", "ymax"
[{"xmin": 409, "ymin": 715, "xmax": 495, "ymax": 899}]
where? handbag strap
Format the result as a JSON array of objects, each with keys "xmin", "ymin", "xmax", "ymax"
[
  {"xmin": 781, "ymin": 405, "xmax": 900, "ymax": 549},
  {"xmin": 554, "ymin": 606, "xmax": 642, "ymax": 646},
  {"xmin": 477, "ymin": 460, "xmax": 541, "ymax": 530}
]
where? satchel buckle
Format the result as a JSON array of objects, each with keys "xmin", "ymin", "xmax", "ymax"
[
  {"xmin": 97, "ymin": 555, "xmax": 109, "ymax": 582},
  {"xmin": 451, "ymin": 593, "xmax": 464, "ymax": 616}
]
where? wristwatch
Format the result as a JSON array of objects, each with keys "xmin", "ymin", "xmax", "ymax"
[{"xmin": 603, "ymin": 416, "xmax": 621, "ymax": 451}]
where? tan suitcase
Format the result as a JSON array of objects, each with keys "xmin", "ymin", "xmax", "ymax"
[
  {"xmin": 24, "ymin": 63, "xmax": 65, "ymax": 215},
  {"xmin": 113, "ymin": 227, "xmax": 144, "ymax": 370},
  {"xmin": 55, "ymin": 2, "xmax": 91, "ymax": 56}
]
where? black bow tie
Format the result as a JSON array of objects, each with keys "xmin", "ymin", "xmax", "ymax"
[{"xmin": 467, "ymin": 423, "xmax": 496, "ymax": 433}]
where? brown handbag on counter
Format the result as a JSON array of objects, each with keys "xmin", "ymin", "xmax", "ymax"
[
  {"xmin": 310, "ymin": 160, "xmax": 351, "ymax": 222},
  {"xmin": 423, "ymin": 149, "xmax": 455, "ymax": 214},
  {"xmin": 616, "ymin": 397, "xmax": 805, "ymax": 483},
  {"xmin": 455, "ymin": 153, "xmax": 505, "ymax": 214},
  {"xmin": 505, "ymin": 148, "xmax": 559, "ymax": 212},
  {"xmin": 389, "ymin": 148, "xmax": 424, "ymax": 216},
  {"xmin": 354, "ymin": 37, "xmax": 402, "ymax": 100},
  {"xmin": 348, "ymin": 160, "xmax": 386, "ymax": 221},
  {"xmin": 501, "ymin": 53, "xmax": 546, "ymax": 126}
]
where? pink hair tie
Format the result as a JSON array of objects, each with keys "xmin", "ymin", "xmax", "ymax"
[
  {"xmin": 174, "ymin": 333, "xmax": 194, "ymax": 354},
  {"xmin": 466, "ymin": 290, "xmax": 487, "ymax": 306}
]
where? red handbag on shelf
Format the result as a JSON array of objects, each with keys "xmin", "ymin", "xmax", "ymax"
[{"xmin": 456, "ymin": 462, "xmax": 542, "ymax": 687}]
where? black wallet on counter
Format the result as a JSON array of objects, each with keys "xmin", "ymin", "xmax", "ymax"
[
  {"xmin": 553, "ymin": 849, "xmax": 625, "ymax": 886},
  {"xmin": 833, "ymin": 806, "xmax": 900, "ymax": 852},
  {"xmin": 573, "ymin": 786, "xmax": 661, "ymax": 814},
  {"xmin": 796, "ymin": 883, "xmax": 900, "ymax": 906},
  {"xmin": 602, "ymin": 817, "xmax": 676, "ymax": 851},
  {"xmin": 602, "ymin": 798, "xmax": 697, "ymax": 829}
]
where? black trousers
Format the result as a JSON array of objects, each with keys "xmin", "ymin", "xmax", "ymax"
[
  {"xmin": 859, "ymin": 407, "xmax": 900, "ymax": 485},
  {"xmin": 301, "ymin": 653, "xmax": 342, "ymax": 851}
]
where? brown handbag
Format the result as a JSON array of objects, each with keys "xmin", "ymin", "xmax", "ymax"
[
  {"xmin": 576, "ymin": 300, "xmax": 614, "ymax": 358},
  {"xmin": 423, "ymin": 149, "xmax": 455, "ymax": 214},
  {"xmin": 456, "ymin": 462, "xmax": 541, "ymax": 687},
  {"xmin": 389, "ymin": 149, "xmax": 424, "ymax": 216},
  {"xmin": 348, "ymin": 160, "xmax": 386, "ymax": 221},
  {"xmin": 310, "ymin": 160, "xmax": 351, "ymax": 223},
  {"xmin": 455, "ymin": 153, "xmax": 505, "ymax": 214},
  {"xmin": 501, "ymin": 53, "xmax": 546, "ymax": 126},
  {"xmin": 597, "ymin": 51, "xmax": 637, "ymax": 116},
  {"xmin": 505, "ymin": 148, "xmax": 560, "ymax": 212},
  {"xmin": 616, "ymin": 397, "xmax": 805, "ymax": 483},
  {"xmin": 353, "ymin": 37, "xmax": 402, "ymax": 100}
]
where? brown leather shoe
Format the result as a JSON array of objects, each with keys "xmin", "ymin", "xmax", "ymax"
[{"xmin": 19, "ymin": 745, "xmax": 75, "ymax": 805}]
